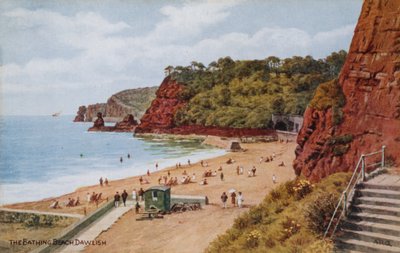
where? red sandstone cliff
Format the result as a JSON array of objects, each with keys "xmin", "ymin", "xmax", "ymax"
[
  {"xmin": 88, "ymin": 113, "xmax": 138, "ymax": 132},
  {"xmin": 85, "ymin": 103, "xmax": 107, "ymax": 122},
  {"xmin": 293, "ymin": 0, "xmax": 400, "ymax": 181},
  {"xmin": 135, "ymin": 77, "xmax": 277, "ymax": 138},
  {"xmin": 135, "ymin": 77, "xmax": 187, "ymax": 133},
  {"xmin": 73, "ymin": 106, "xmax": 87, "ymax": 122}
]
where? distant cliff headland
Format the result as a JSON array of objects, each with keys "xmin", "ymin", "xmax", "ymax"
[
  {"xmin": 74, "ymin": 87, "xmax": 158, "ymax": 123},
  {"xmin": 135, "ymin": 52, "xmax": 346, "ymax": 136}
]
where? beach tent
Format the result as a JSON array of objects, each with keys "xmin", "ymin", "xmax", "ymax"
[
  {"xmin": 229, "ymin": 141, "xmax": 242, "ymax": 151},
  {"xmin": 144, "ymin": 186, "xmax": 171, "ymax": 212}
]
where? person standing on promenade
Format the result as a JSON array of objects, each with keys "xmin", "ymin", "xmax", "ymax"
[
  {"xmin": 221, "ymin": 192, "xmax": 228, "ymax": 209},
  {"xmin": 86, "ymin": 192, "xmax": 91, "ymax": 203},
  {"xmin": 114, "ymin": 192, "xmax": 121, "ymax": 208},
  {"xmin": 132, "ymin": 188, "xmax": 137, "ymax": 201},
  {"xmin": 237, "ymin": 192, "xmax": 244, "ymax": 208},
  {"xmin": 121, "ymin": 190, "xmax": 128, "ymax": 207},
  {"xmin": 138, "ymin": 188, "xmax": 144, "ymax": 201},
  {"xmin": 99, "ymin": 177, "xmax": 103, "ymax": 187}
]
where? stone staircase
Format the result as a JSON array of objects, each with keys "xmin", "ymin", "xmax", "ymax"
[{"xmin": 335, "ymin": 172, "xmax": 400, "ymax": 253}]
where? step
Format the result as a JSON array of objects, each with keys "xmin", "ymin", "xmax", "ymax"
[
  {"xmin": 342, "ymin": 220, "xmax": 400, "ymax": 237},
  {"xmin": 354, "ymin": 197, "xmax": 400, "ymax": 208},
  {"xmin": 336, "ymin": 238, "xmax": 400, "ymax": 253},
  {"xmin": 348, "ymin": 212, "xmax": 400, "ymax": 227},
  {"xmin": 360, "ymin": 183, "xmax": 400, "ymax": 192},
  {"xmin": 351, "ymin": 204, "xmax": 400, "ymax": 217},
  {"xmin": 340, "ymin": 229, "xmax": 400, "ymax": 247},
  {"xmin": 356, "ymin": 189, "xmax": 400, "ymax": 200}
]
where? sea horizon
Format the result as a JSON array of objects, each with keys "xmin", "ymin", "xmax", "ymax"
[{"xmin": 0, "ymin": 115, "xmax": 225, "ymax": 205}]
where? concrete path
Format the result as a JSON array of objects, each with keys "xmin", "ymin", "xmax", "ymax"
[
  {"xmin": 0, "ymin": 207, "xmax": 84, "ymax": 219},
  {"xmin": 59, "ymin": 201, "xmax": 134, "ymax": 253}
]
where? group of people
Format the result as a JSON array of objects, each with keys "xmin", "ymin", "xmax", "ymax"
[
  {"xmin": 99, "ymin": 177, "xmax": 109, "ymax": 187},
  {"xmin": 66, "ymin": 197, "xmax": 80, "ymax": 207},
  {"xmin": 139, "ymin": 176, "xmax": 150, "ymax": 185},
  {"xmin": 113, "ymin": 190, "xmax": 129, "ymax": 207},
  {"xmin": 259, "ymin": 153, "xmax": 276, "ymax": 163},
  {"xmin": 221, "ymin": 191, "xmax": 244, "ymax": 208},
  {"xmin": 87, "ymin": 192, "xmax": 103, "ymax": 204},
  {"xmin": 200, "ymin": 160, "xmax": 209, "ymax": 167}
]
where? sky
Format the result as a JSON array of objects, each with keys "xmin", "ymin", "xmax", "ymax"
[{"xmin": 0, "ymin": 0, "xmax": 363, "ymax": 116}]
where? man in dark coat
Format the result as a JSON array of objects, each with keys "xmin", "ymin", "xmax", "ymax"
[
  {"xmin": 121, "ymin": 190, "xmax": 128, "ymax": 207},
  {"xmin": 221, "ymin": 192, "xmax": 228, "ymax": 209},
  {"xmin": 114, "ymin": 192, "xmax": 121, "ymax": 208}
]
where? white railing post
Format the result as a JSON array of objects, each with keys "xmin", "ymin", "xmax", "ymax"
[
  {"xmin": 381, "ymin": 145, "xmax": 386, "ymax": 168},
  {"xmin": 361, "ymin": 155, "xmax": 366, "ymax": 181}
]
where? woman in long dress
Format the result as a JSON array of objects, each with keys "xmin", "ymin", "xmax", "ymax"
[
  {"xmin": 237, "ymin": 192, "xmax": 244, "ymax": 208},
  {"xmin": 132, "ymin": 189, "xmax": 137, "ymax": 201}
]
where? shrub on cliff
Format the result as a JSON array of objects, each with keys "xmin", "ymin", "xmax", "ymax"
[
  {"xmin": 205, "ymin": 172, "xmax": 351, "ymax": 253},
  {"xmin": 169, "ymin": 51, "xmax": 347, "ymax": 129}
]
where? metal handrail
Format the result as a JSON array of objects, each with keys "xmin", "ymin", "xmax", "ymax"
[{"xmin": 323, "ymin": 145, "xmax": 386, "ymax": 239}]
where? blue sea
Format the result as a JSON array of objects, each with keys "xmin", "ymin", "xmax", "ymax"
[{"xmin": 0, "ymin": 116, "xmax": 225, "ymax": 205}]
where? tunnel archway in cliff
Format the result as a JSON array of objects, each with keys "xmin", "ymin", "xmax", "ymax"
[{"xmin": 274, "ymin": 121, "xmax": 288, "ymax": 131}]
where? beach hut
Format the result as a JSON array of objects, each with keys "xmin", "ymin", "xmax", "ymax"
[
  {"xmin": 144, "ymin": 186, "xmax": 171, "ymax": 212},
  {"xmin": 229, "ymin": 141, "xmax": 242, "ymax": 152}
]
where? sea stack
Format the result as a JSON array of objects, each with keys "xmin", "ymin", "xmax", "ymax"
[{"xmin": 293, "ymin": 0, "xmax": 400, "ymax": 182}]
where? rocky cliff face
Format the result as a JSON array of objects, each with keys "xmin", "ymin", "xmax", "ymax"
[
  {"xmin": 294, "ymin": 0, "xmax": 400, "ymax": 181},
  {"xmin": 135, "ymin": 77, "xmax": 186, "ymax": 133},
  {"xmin": 135, "ymin": 77, "xmax": 278, "ymax": 137},
  {"xmin": 88, "ymin": 113, "xmax": 138, "ymax": 132},
  {"xmin": 73, "ymin": 106, "xmax": 86, "ymax": 122},
  {"xmin": 85, "ymin": 103, "xmax": 107, "ymax": 122},
  {"xmin": 74, "ymin": 87, "xmax": 157, "ymax": 122}
]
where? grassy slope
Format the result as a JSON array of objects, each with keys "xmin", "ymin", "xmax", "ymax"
[{"xmin": 206, "ymin": 172, "xmax": 351, "ymax": 253}]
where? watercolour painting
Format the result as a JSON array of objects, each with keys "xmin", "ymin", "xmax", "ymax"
[{"xmin": 1, "ymin": 0, "xmax": 400, "ymax": 252}]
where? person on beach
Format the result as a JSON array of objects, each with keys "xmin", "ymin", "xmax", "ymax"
[
  {"xmin": 176, "ymin": 163, "xmax": 179, "ymax": 169},
  {"xmin": 74, "ymin": 197, "xmax": 80, "ymax": 206},
  {"xmin": 158, "ymin": 177, "xmax": 162, "ymax": 185},
  {"xmin": 247, "ymin": 169, "xmax": 252, "ymax": 177},
  {"xmin": 272, "ymin": 174, "xmax": 277, "ymax": 184},
  {"xmin": 252, "ymin": 166, "xmax": 257, "ymax": 176},
  {"xmin": 218, "ymin": 166, "xmax": 223, "ymax": 171},
  {"xmin": 220, "ymin": 172, "xmax": 224, "ymax": 181},
  {"xmin": 163, "ymin": 175, "xmax": 168, "ymax": 185},
  {"xmin": 132, "ymin": 189, "xmax": 137, "ymax": 201},
  {"xmin": 183, "ymin": 170, "xmax": 187, "ymax": 175},
  {"xmin": 50, "ymin": 200, "xmax": 61, "ymax": 209},
  {"xmin": 127, "ymin": 153, "xmax": 131, "ymax": 159},
  {"xmin": 201, "ymin": 160, "xmax": 204, "ymax": 167},
  {"xmin": 259, "ymin": 156, "xmax": 263, "ymax": 164},
  {"xmin": 155, "ymin": 162, "xmax": 158, "ymax": 170},
  {"xmin": 221, "ymin": 192, "xmax": 228, "ymax": 208},
  {"xmin": 121, "ymin": 190, "xmax": 128, "ymax": 207},
  {"xmin": 86, "ymin": 192, "xmax": 91, "ymax": 203},
  {"xmin": 138, "ymin": 188, "xmax": 144, "ymax": 201},
  {"xmin": 236, "ymin": 166, "xmax": 240, "ymax": 175},
  {"xmin": 99, "ymin": 177, "xmax": 103, "ymax": 187},
  {"xmin": 120, "ymin": 157, "xmax": 123, "ymax": 163},
  {"xmin": 240, "ymin": 166, "xmax": 244, "ymax": 175},
  {"xmin": 237, "ymin": 192, "xmax": 244, "ymax": 208},
  {"xmin": 114, "ymin": 192, "xmax": 121, "ymax": 208},
  {"xmin": 168, "ymin": 170, "xmax": 171, "ymax": 177},
  {"xmin": 147, "ymin": 169, "xmax": 150, "ymax": 176},
  {"xmin": 272, "ymin": 152, "xmax": 276, "ymax": 158},
  {"xmin": 135, "ymin": 202, "xmax": 141, "ymax": 214},
  {"xmin": 139, "ymin": 176, "xmax": 143, "ymax": 185},
  {"xmin": 178, "ymin": 162, "xmax": 182, "ymax": 168},
  {"xmin": 231, "ymin": 192, "xmax": 236, "ymax": 207},
  {"xmin": 105, "ymin": 178, "xmax": 109, "ymax": 186}
]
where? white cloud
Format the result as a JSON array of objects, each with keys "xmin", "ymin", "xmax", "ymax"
[{"xmin": 0, "ymin": 1, "xmax": 356, "ymax": 115}]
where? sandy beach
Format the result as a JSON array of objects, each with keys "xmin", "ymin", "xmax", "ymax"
[{"xmin": 5, "ymin": 140, "xmax": 297, "ymax": 253}]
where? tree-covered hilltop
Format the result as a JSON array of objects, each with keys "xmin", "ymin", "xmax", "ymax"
[{"xmin": 168, "ymin": 50, "xmax": 346, "ymax": 129}]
